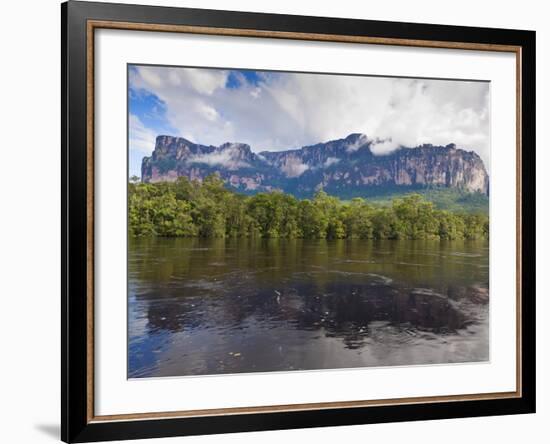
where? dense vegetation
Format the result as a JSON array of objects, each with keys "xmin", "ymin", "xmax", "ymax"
[
  {"xmin": 129, "ymin": 175, "xmax": 489, "ymax": 240},
  {"xmin": 357, "ymin": 187, "xmax": 489, "ymax": 214}
]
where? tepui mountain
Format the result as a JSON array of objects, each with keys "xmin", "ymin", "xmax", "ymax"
[{"xmin": 141, "ymin": 133, "xmax": 489, "ymax": 198}]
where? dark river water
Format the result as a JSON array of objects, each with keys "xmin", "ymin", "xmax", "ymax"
[{"xmin": 128, "ymin": 238, "xmax": 489, "ymax": 378}]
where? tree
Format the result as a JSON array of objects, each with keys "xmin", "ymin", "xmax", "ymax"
[
  {"xmin": 342, "ymin": 198, "xmax": 374, "ymax": 239},
  {"xmin": 128, "ymin": 178, "xmax": 489, "ymax": 241}
]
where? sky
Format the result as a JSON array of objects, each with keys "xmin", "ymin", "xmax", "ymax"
[{"xmin": 128, "ymin": 64, "xmax": 490, "ymax": 178}]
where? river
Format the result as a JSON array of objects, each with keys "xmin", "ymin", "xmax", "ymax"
[{"xmin": 128, "ymin": 238, "xmax": 489, "ymax": 378}]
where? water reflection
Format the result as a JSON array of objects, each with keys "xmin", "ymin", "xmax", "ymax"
[{"xmin": 129, "ymin": 238, "xmax": 489, "ymax": 377}]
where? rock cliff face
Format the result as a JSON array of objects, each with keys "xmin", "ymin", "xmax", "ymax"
[{"xmin": 141, "ymin": 133, "xmax": 489, "ymax": 197}]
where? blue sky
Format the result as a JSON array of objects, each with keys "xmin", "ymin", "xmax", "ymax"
[
  {"xmin": 128, "ymin": 66, "xmax": 273, "ymax": 177},
  {"xmin": 128, "ymin": 78, "xmax": 175, "ymax": 178},
  {"xmin": 225, "ymin": 70, "xmax": 261, "ymax": 89},
  {"xmin": 128, "ymin": 65, "xmax": 490, "ymax": 178}
]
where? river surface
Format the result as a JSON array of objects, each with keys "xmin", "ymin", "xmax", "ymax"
[{"xmin": 128, "ymin": 238, "xmax": 489, "ymax": 378}]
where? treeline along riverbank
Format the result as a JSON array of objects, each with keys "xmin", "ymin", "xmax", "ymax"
[{"xmin": 129, "ymin": 175, "xmax": 489, "ymax": 240}]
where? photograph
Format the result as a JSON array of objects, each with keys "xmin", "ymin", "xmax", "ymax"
[
  {"xmin": 127, "ymin": 65, "xmax": 491, "ymax": 378},
  {"xmin": 54, "ymin": 1, "xmax": 536, "ymax": 442}
]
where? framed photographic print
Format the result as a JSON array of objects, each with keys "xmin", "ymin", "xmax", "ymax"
[{"xmin": 61, "ymin": 1, "xmax": 536, "ymax": 442}]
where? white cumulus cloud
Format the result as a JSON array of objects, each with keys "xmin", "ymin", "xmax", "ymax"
[
  {"xmin": 129, "ymin": 114, "xmax": 157, "ymax": 154},
  {"xmin": 188, "ymin": 145, "xmax": 250, "ymax": 170},
  {"xmin": 280, "ymin": 157, "xmax": 309, "ymax": 178},
  {"xmin": 129, "ymin": 66, "xmax": 491, "ymax": 169},
  {"xmin": 324, "ymin": 157, "xmax": 341, "ymax": 168}
]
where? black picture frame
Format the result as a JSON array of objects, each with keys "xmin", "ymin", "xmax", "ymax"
[{"xmin": 61, "ymin": 1, "xmax": 536, "ymax": 442}]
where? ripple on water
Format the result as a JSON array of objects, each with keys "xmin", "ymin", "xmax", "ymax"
[
  {"xmin": 449, "ymin": 252, "xmax": 482, "ymax": 258},
  {"xmin": 366, "ymin": 273, "xmax": 394, "ymax": 285}
]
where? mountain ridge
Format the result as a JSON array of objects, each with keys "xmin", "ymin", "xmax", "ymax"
[{"xmin": 141, "ymin": 133, "xmax": 489, "ymax": 197}]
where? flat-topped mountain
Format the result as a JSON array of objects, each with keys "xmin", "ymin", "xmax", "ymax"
[{"xmin": 141, "ymin": 133, "xmax": 489, "ymax": 197}]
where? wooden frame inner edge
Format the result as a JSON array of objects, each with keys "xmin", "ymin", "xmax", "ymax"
[{"xmin": 85, "ymin": 19, "xmax": 523, "ymax": 423}]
